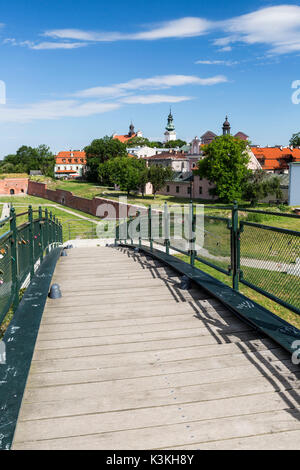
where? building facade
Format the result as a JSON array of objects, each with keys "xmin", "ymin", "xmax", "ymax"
[
  {"xmin": 146, "ymin": 152, "xmax": 189, "ymax": 172},
  {"xmin": 54, "ymin": 150, "xmax": 87, "ymax": 179},
  {"xmin": 0, "ymin": 177, "xmax": 28, "ymax": 195}
]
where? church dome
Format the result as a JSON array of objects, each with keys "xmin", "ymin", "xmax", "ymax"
[{"xmin": 223, "ymin": 116, "xmax": 230, "ymax": 128}]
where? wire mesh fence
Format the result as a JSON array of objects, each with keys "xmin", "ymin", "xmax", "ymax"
[
  {"xmin": 195, "ymin": 215, "xmax": 232, "ymax": 275},
  {"xmin": 239, "ymin": 221, "xmax": 300, "ymax": 313},
  {"xmin": 0, "ymin": 227, "xmax": 13, "ymax": 325}
]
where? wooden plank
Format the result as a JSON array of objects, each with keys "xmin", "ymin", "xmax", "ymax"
[
  {"xmin": 12, "ymin": 409, "xmax": 300, "ymax": 450},
  {"xmin": 11, "ymin": 246, "xmax": 300, "ymax": 450},
  {"xmin": 13, "ymin": 392, "xmax": 300, "ymax": 444}
]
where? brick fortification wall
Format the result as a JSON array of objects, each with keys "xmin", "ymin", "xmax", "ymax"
[
  {"xmin": 0, "ymin": 178, "xmax": 29, "ymax": 195},
  {"xmin": 27, "ymin": 180, "xmax": 148, "ymax": 218}
]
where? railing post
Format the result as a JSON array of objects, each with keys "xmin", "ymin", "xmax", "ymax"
[
  {"xmin": 28, "ymin": 205, "xmax": 35, "ymax": 279},
  {"xmin": 49, "ymin": 211, "xmax": 53, "ymax": 247},
  {"xmin": 38, "ymin": 206, "xmax": 44, "ymax": 261},
  {"xmin": 44, "ymin": 208, "xmax": 49, "ymax": 253},
  {"xmin": 115, "ymin": 219, "xmax": 119, "ymax": 245},
  {"xmin": 53, "ymin": 215, "xmax": 56, "ymax": 245},
  {"xmin": 10, "ymin": 207, "xmax": 19, "ymax": 311},
  {"xmin": 164, "ymin": 202, "xmax": 170, "ymax": 255},
  {"xmin": 148, "ymin": 205, "xmax": 153, "ymax": 251},
  {"xmin": 189, "ymin": 202, "xmax": 196, "ymax": 266},
  {"xmin": 231, "ymin": 200, "xmax": 239, "ymax": 291},
  {"xmin": 129, "ymin": 215, "xmax": 133, "ymax": 245},
  {"xmin": 137, "ymin": 211, "xmax": 141, "ymax": 248}
]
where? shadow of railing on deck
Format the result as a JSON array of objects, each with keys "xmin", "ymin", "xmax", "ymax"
[{"xmin": 115, "ymin": 245, "xmax": 300, "ymax": 422}]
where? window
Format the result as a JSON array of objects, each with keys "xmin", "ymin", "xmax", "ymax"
[
  {"xmin": 57, "ymin": 166, "xmax": 60, "ymax": 170},
  {"xmin": 187, "ymin": 186, "xmax": 191, "ymax": 194},
  {"xmin": 166, "ymin": 185, "xmax": 170, "ymax": 192},
  {"xmin": 199, "ymin": 187, "xmax": 202, "ymax": 195},
  {"xmin": 176, "ymin": 186, "xmax": 180, "ymax": 193},
  {"xmin": 62, "ymin": 158, "xmax": 66, "ymax": 163}
]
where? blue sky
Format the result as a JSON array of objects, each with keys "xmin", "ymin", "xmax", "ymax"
[{"xmin": 0, "ymin": 0, "xmax": 300, "ymax": 157}]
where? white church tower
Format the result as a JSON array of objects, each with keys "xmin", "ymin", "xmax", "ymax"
[{"xmin": 164, "ymin": 109, "xmax": 177, "ymax": 142}]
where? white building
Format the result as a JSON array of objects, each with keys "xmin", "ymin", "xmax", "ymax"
[
  {"xmin": 127, "ymin": 146, "xmax": 170, "ymax": 159},
  {"xmin": 54, "ymin": 150, "xmax": 86, "ymax": 179}
]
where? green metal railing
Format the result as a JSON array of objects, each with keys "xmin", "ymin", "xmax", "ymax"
[
  {"xmin": 0, "ymin": 205, "xmax": 62, "ymax": 326},
  {"xmin": 116, "ymin": 202, "xmax": 300, "ymax": 315}
]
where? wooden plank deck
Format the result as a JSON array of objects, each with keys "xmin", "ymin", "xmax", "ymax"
[{"xmin": 12, "ymin": 246, "xmax": 300, "ymax": 450}]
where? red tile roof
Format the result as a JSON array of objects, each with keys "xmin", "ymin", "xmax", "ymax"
[
  {"xmin": 55, "ymin": 150, "xmax": 86, "ymax": 165},
  {"xmin": 113, "ymin": 133, "xmax": 137, "ymax": 143},
  {"xmin": 251, "ymin": 147, "xmax": 300, "ymax": 170}
]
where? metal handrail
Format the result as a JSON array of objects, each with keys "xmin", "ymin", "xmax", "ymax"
[
  {"xmin": 116, "ymin": 201, "xmax": 300, "ymax": 316},
  {"xmin": 0, "ymin": 205, "xmax": 63, "ymax": 327}
]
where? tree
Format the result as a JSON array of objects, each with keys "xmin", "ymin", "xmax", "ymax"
[
  {"xmin": 242, "ymin": 170, "xmax": 283, "ymax": 206},
  {"xmin": 98, "ymin": 157, "xmax": 148, "ymax": 195},
  {"xmin": 289, "ymin": 132, "xmax": 300, "ymax": 147},
  {"xmin": 0, "ymin": 144, "xmax": 55, "ymax": 176},
  {"xmin": 84, "ymin": 136, "xmax": 128, "ymax": 182},
  {"xmin": 163, "ymin": 139, "xmax": 187, "ymax": 149},
  {"xmin": 148, "ymin": 165, "xmax": 174, "ymax": 198},
  {"xmin": 0, "ymin": 162, "xmax": 15, "ymax": 173},
  {"xmin": 195, "ymin": 135, "xmax": 250, "ymax": 203},
  {"xmin": 126, "ymin": 136, "xmax": 163, "ymax": 148}
]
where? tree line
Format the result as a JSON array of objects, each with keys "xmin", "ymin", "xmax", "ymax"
[
  {"xmin": 0, "ymin": 133, "xmax": 289, "ymax": 205},
  {"xmin": 0, "ymin": 144, "xmax": 55, "ymax": 176}
]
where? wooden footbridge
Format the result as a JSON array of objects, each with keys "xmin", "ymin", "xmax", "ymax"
[{"xmin": 7, "ymin": 245, "xmax": 300, "ymax": 449}]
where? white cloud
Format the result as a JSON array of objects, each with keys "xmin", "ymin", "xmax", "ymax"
[
  {"xmin": 44, "ymin": 28, "xmax": 125, "ymax": 42},
  {"xmin": 40, "ymin": 6, "xmax": 300, "ymax": 55},
  {"xmin": 132, "ymin": 17, "xmax": 212, "ymax": 40},
  {"xmin": 3, "ymin": 37, "xmax": 87, "ymax": 49},
  {"xmin": 75, "ymin": 74, "xmax": 228, "ymax": 98},
  {"xmin": 45, "ymin": 17, "xmax": 212, "ymax": 42},
  {"xmin": 218, "ymin": 46, "xmax": 232, "ymax": 52},
  {"xmin": 120, "ymin": 94, "xmax": 193, "ymax": 104},
  {"xmin": 0, "ymin": 70, "xmax": 228, "ymax": 123},
  {"xmin": 0, "ymin": 100, "xmax": 120, "ymax": 123},
  {"xmin": 31, "ymin": 41, "xmax": 88, "ymax": 50},
  {"xmin": 3, "ymin": 6, "xmax": 300, "ymax": 55},
  {"xmin": 195, "ymin": 59, "xmax": 238, "ymax": 65},
  {"xmin": 219, "ymin": 5, "xmax": 300, "ymax": 54}
]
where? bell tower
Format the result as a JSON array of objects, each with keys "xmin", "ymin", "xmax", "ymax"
[
  {"xmin": 164, "ymin": 108, "xmax": 177, "ymax": 142},
  {"xmin": 222, "ymin": 116, "xmax": 231, "ymax": 135},
  {"xmin": 128, "ymin": 122, "xmax": 135, "ymax": 137}
]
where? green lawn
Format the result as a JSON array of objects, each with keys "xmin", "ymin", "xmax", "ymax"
[{"xmin": 0, "ymin": 194, "xmax": 102, "ymax": 242}]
